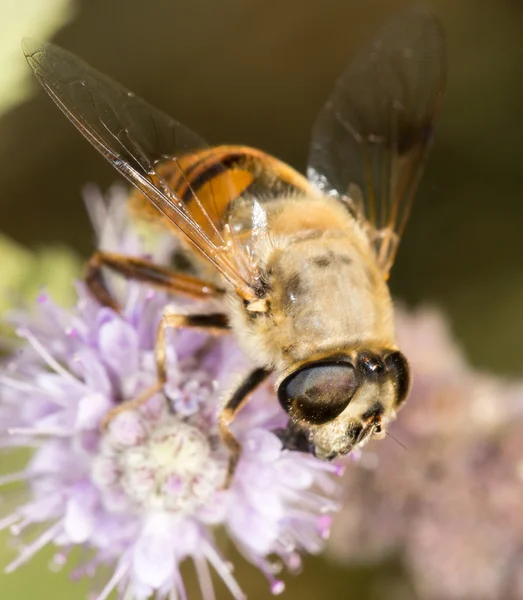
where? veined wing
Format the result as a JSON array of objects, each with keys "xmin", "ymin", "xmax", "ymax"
[
  {"xmin": 22, "ymin": 39, "xmax": 261, "ymax": 299},
  {"xmin": 307, "ymin": 7, "xmax": 447, "ymax": 275}
]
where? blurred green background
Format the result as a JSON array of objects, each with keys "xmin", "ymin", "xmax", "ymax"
[{"xmin": 1, "ymin": 0, "xmax": 522, "ymax": 598}]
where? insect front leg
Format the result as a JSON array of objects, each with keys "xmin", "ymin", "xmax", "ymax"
[
  {"xmin": 219, "ymin": 367, "xmax": 272, "ymax": 488},
  {"xmin": 155, "ymin": 311, "xmax": 230, "ymax": 383},
  {"xmin": 100, "ymin": 309, "xmax": 230, "ymax": 429},
  {"xmin": 86, "ymin": 250, "xmax": 223, "ymax": 310}
]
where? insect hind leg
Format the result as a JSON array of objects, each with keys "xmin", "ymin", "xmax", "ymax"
[{"xmin": 85, "ymin": 250, "xmax": 223, "ymax": 311}]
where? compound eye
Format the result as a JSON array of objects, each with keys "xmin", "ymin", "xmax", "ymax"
[
  {"xmin": 278, "ymin": 362, "xmax": 358, "ymax": 425},
  {"xmin": 384, "ymin": 351, "xmax": 411, "ymax": 407}
]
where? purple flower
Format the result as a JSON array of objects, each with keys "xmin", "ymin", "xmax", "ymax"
[
  {"xmin": 0, "ymin": 186, "xmax": 339, "ymax": 600},
  {"xmin": 328, "ymin": 307, "xmax": 523, "ymax": 600}
]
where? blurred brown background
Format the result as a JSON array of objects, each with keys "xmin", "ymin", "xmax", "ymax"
[{"xmin": 0, "ymin": 0, "xmax": 522, "ymax": 597}]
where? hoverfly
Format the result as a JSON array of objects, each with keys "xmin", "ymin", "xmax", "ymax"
[{"xmin": 23, "ymin": 7, "xmax": 446, "ymax": 484}]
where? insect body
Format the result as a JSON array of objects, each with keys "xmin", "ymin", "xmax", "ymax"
[
  {"xmin": 23, "ymin": 7, "xmax": 446, "ymax": 481},
  {"xmin": 228, "ymin": 189, "xmax": 404, "ymax": 460}
]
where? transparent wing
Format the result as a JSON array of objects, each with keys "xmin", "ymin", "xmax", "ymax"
[
  {"xmin": 22, "ymin": 39, "xmax": 258, "ymax": 299},
  {"xmin": 307, "ymin": 7, "xmax": 447, "ymax": 274}
]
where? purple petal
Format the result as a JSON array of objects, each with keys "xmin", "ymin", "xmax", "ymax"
[
  {"xmin": 98, "ymin": 319, "xmax": 140, "ymax": 378},
  {"xmin": 242, "ymin": 429, "xmax": 282, "ymax": 462},
  {"xmin": 132, "ymin": 516, "xmax": 176, "ymax": 588},
  {"xmin": 74, "ymin": 348, "xmax": 112, "ymax": 396},
  {"xmin": 76, "ymin": 392, "xmax": 113, "ymax": 431},
  {"xmin": 64, "ymin": 492, "xmax": 97, "ymax": 543}
]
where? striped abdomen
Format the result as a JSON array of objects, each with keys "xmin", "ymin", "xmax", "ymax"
[{"xmin": 129, "ymin": 145, "xmax": 312, "ymax": 240}]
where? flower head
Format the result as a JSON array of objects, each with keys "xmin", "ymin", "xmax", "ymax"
[{"xmin": 0, "ymin": 185, "xmax": 339, "ymax": 600}]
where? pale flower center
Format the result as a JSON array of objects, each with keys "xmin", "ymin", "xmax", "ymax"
[{"xmin": 93, "ymin": 413, "xmax": 226, "ymax": 514}]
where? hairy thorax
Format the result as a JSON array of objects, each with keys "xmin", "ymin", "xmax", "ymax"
[{"xmin": 227, "ymin": 194, "xmax": 397, "ymax": 371}]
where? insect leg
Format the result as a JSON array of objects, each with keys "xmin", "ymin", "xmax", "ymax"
[
  {"xmin": 219, "ymin": 367, "xmax": 272, "ymax": 488},
  {"xmin": 272, "ymin": 421, "xmax": 312, "ymax": 453},
  {"xmin": 100, "ymin": 309, "xmax": 230, "ymax": 429},
  {"xmin": 85, "ymin": 250, "xmax": 223, "ymax": 310},
  {"xmin": 155, "ymin": 310, "xmax": 230, "ymax": 383}
]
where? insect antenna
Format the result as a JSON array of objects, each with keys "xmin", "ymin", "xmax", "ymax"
[{"xmin": 385, "ymin": 430, "xmax": 408, "ymax": 452}]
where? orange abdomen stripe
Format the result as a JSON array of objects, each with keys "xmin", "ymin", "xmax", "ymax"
[{"xmin": 131, "ymin": 145, "xmax": 313, "ymax": 241}]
